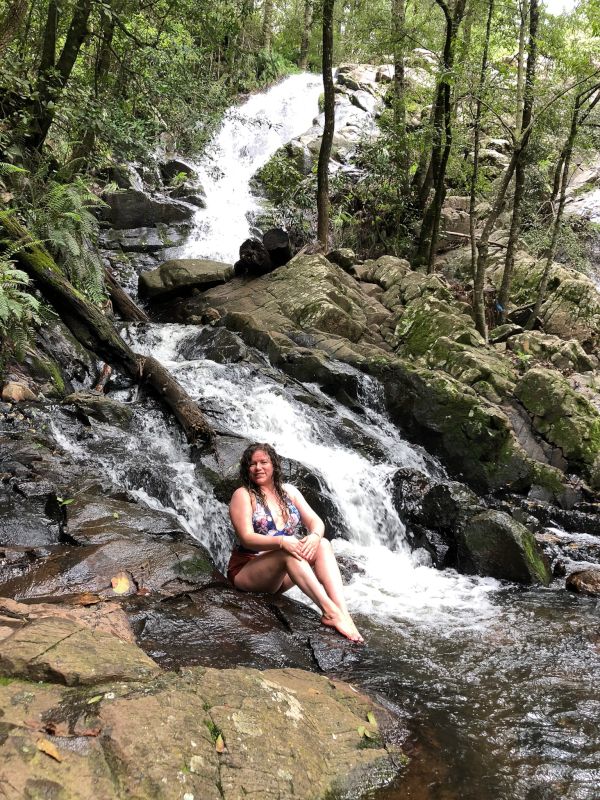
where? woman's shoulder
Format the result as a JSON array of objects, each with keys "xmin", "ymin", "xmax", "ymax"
[
  {"xmin": 230, "ymin": 486, "xmax": 252, "ymax": 505},
  {"xmin": 283, "ymin": 483, "xmax": 301, "ymax": 501}
]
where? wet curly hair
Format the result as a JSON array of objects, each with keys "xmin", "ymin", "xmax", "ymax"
[{"xmin": 239, "ymin": 442, "xmax": 289, "ymax": 520}]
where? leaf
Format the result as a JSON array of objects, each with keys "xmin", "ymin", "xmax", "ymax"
[
  {"xmin": 215, "ymin": 734, "xmax": 225, "ymax": 753},
  {"xmin": 87, "ymin": 695, "xmax": 103, "ymax": 705},
  {"xmin": 357, "ymin": 725, "xmax": 366, "ymax": 738},
  {"xmin": 363, "ymin": 728, "xmax": 376, "ymax": 739},
  {"xmin": 111, "ymin": 572, "xmax": 130, "ymax": 594},
  {"xmin": 366, "ymin": 711, "xmax": 377, "ymax": 728},
  {"xmin": 71, "ymin": 592, "xmax": 102, "ymax": 606},
  {"xmin": 37, "ymin": 738, "xmax": 63, "ymax": 762}
]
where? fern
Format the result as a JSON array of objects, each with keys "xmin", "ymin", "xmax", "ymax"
[{"xmin": 0, "ymin": 254, "xmax": 40, "ymax": 364}]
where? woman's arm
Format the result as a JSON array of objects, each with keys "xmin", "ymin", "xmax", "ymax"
[
  {"xmin": 285, "ymin": 485, "xmax": 325, "ymax": 562},
  {"xmin": 229, "ymin": 488, "xmax": 302, "ymax": 557}
]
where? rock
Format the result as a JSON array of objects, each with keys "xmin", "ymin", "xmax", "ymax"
[
  {"xmin": 566, "ymin": 568, "xmax": 600, "ymax": 596},
  {"xmin": 0, "ymin": 616, "xmax": 159, "ymax": 685},
  {"xmin": 393, "ymin": 296, "xmax": 484, "ymax": 356},
  {"xmin": 427, "ymin": 338, "xmax": 518, "ymax": 401},
  {"xmin": 1, "ymin": 381, "xmax": 36, "ymax": 402},
  {"xmin": 0, "ymin": 481, "xmax": 62, "ymax": 548},
  {"xmin": 326, "ymin": 247, "xmax": 357, "ymax": 272},
  {"xmin": 0, "ymin": 597, "xmax": 135, "ymax": 643},
  {"xmin": 100, "ymin": 189, "xmax": 194, "ymax": 229},
  {"xmin": 489, "ymin": 323, "xmax": 523, "ymax": 344},
  {"xmin": 159, "ymin": 157, "xmax": 198, "ymax": 183},
  {"xmin": 351, "ymin": 89, "xmax": 380, "ymax": 115},
  {"xmin": 376, "ymin": 64, "xmax": 394, "ymax": 82},
  {"xmin": 177, "ymin": 326, "xmax": 249, "ymax": 363},
  {"xmin": 0, "ymin": 665, "xmax": 404, "ymax": 800},
  {"xmin": 508, "ymin": 331, "xmax": 596, "ymax": 373},
  {"xmin": 139, "ymin": 258, "xmax": 234, "ymax": 299},
  {"xmin": 459, "ymin": 510, "xmax": 552, "ymax": 584},
  {"xmin": 100, "ymin": 223, "xmax": 188, "ymax": 253},
  {"xmin": 515, "ymin": 367, "xmax": 600, "ymax": 486},
  {"xmin": 64, "ymin": 391, "xmax": 133, "ymax": 426}
]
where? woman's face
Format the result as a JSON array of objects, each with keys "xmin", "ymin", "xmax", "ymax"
[{"xmin": 248, "ymin": 450, "xmax": 273, "ymax": 486}]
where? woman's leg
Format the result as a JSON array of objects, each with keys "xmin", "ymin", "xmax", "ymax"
[
  {"xmin": 312, "ymin": 540, "xmax": 363, "ymax": 642},
  {"xmin": 234, "ymin": 550, "xmax": 361, "ymax": 642}
]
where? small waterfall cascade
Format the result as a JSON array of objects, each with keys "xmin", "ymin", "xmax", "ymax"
[{"xmin": 179, "ymin": 73, "xmax": 323, "ymax": 263}]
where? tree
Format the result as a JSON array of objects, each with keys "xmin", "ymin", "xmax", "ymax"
[
  {"xmin": 317, "ymin": 0, "xmax": 335, "ymax": 249},
  {"xmin": 414, "ymin": 0, "xmax": 467, "ymax": 272},
  {"xmin": 299, "ymin": 0, "xmax": 314, "ymax": 68}
]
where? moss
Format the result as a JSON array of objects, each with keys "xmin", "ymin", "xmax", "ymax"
[
  {"xmin": 176, "ymin": 555, "xmax": 212, "ymax": 577},
  {"xmin": 520, "ymin": 529, "xmax": 552, "ymax": 586}
]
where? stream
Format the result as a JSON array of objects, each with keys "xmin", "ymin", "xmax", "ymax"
[{"xmin": 64, "ymin": 75, "xmax": 600, "ymax": 798}]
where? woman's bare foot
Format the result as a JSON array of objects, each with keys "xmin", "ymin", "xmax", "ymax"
[{"xmin": 321, "ymin": 611, "xmax": 363, "ymax": 643}]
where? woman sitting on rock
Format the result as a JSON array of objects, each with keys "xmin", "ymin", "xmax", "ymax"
[{"xmin": 228, "ymin": 442, "xmax": 363, "ymax": 643}]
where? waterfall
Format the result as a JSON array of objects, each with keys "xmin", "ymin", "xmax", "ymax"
[{"xmin": 179, "ymin": 73, "xmax": 323, "ymax": 263}]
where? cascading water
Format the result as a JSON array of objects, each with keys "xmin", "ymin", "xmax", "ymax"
[
  {"xmin": 179, "ymin": 73, "xmax": 323, "ymax": 263},
  {"xmin": 51, "ymin": 75, "xmax": 600, "ymax": 799}
]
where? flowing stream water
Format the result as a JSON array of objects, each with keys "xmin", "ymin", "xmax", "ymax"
[{"xmin": 59, "ymin": 75, "xmax": 600, "ymax": 798}]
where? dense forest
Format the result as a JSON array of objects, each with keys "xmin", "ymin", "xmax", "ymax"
[{"xmin": 1, "ymin": 0, "xmax": 600, "ymax": 359}]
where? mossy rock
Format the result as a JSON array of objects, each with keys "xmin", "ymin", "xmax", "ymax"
[
  {"xmin": 459, "ymin": 510, "xmax": 552, "ymax": 584},
  {"xmin": 515, "ymin": 367, "xmax": 600, "ymax": 483},
  {"xmin": 393, "ymin": 296, "xmax": 483, "ymax": 357},
  {"xmin": 427, "ymin": 338, "xmax": 518, "ymax": 398}
]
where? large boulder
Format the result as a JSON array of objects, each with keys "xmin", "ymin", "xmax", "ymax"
[
  {"xmin": 458, "ymin": 510, "xmax": 552, "ymax": 584},
  {"xmin": 0, "ymin": 665, "xmax": 404, "ymax": 800},
  {"xmin": 515, "ymin": 367, "xmax": 600, "ymax": 487},
  {"xmin": 507, "ymin": 331, "xmax": 597, "ymax": 372},
  {"xmin": 100, "ymin": 189, "xmax": 194, "ymax": 229},
  {"xmin": 139, "ymin": 258, "xmax": 234, "ymax": 299}
]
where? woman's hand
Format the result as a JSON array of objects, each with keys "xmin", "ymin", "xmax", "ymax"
[
  {"xmin": 280, "ymin": 535, "xmax": 304, "ymax": 561},
  {"xmin": 297, "ymin": 533, "xmax": 321, "ymax": 564}
]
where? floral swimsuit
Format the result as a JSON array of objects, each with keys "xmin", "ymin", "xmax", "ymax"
[{"xmin": 227, "ymin": 490, "xmax": 302, "ymax": 583}]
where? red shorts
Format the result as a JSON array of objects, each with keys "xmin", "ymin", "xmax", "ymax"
[{"xmin": 227, "ymin": 549, "xmax": 257, "ymax": 584}]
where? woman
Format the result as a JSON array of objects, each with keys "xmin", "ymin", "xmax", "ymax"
[{"xmin": 228, "ymin": 443, "xmax": 363, "ymax": 643}]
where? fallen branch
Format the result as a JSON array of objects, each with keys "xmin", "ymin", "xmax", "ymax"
[
  {"xmin": 104, "ymin": 266, "xmax": 149, "ymax": 322},
  {"xmin": 0, "ymin": 212, "xmax": 212, "ymax": 448}
]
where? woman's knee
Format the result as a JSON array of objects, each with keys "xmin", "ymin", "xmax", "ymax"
[{"xmin": 318, "ymin": 537, "xmax": 332, "ymax": 554}]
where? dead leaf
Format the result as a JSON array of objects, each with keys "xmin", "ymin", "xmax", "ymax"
[
  {"xmin": 111, "ymin": 572, "xmax": 130, "ymax": 595},
  {"xmin": 215, "ymin": 734, "xmax": 226, "ymax": 753},
  {"xmin": 37, "ymin": 738, "xmax": 63, "ymax": 762},
  {"xmin": 71, "ymin": 592, "xmax": 103, "ymax": 606},
  {"xmin": 87, "ymin": 695, "xmax": 103, "ymax": 705},
  {"xmin": 136, "ymin": 587, "xmax": 151, "ymax": 596}
]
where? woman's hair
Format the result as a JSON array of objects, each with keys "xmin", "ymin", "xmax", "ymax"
[{"xmin": 239, "ymin": 442, "xmax": 289, "ymax": 519}]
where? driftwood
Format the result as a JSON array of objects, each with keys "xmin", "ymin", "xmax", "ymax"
[
  {"xmin": 104, "ymin": 266, "xmax": 149, "ymax": 322},
  {"xmin": 0, "ymin": 212, "xmax": 212, "ymax": 447},
  {"xmin": 263, "ymin": 227, "xmax": 292, "ymax": 266},
  {"xmin": 93, "ymin": 363, "xmax": 112, "ymax": 393}
]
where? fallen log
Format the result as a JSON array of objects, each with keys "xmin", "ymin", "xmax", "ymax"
[
  {"xmin": 0, "ymin": 212, "xmax": 212, "ymax": 447},
  {"xmin": 104, "ymin": 266, "xmax": 149, "ymax": 322}
]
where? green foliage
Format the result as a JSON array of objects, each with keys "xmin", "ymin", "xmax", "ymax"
[
  {"xmin": 25, "ymin": 175, "xmax": 108, "ymax": 303},
  {"xmin": 0, "ymin": 248, "xmax": 41, "ymax": 364}
]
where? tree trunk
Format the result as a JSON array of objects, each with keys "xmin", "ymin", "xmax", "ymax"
[
  {"xmin": 0, "ymin": 213, "xmax": 212, "ymax": 447},
  {"xmin": 261, "ymin": 0, "xmax": 274, "ymax": 50},
  {"xmin": 469, "ymin": 0, "xmax": 494, "ymax": 281},
  {"xmin": 0, "ymin": 0, "xmax": 28, "ymax": 56},
  {"xmin": 392, "ymin": 0, "xmax": 409, "ymax": 195},
  {"xmin": 414, "ymin": 0, "xmax": 467, "ymax": 271},
  {"xmin": 526, "ymin": 85, "xmax": 600, "ymax": 328},
  {"xmin": 496, "ymin": 0, "xmax": 539, "ymax": 322},
  {"xmin": 317, "ymin": 0, "xmax": 335, "ymax": 249},
  {"xmin": 299, "ymin": 0, "xmax": 314, "ymax": 69},
  {"xmin": 515, "ymin": 0, "xmax": 529, "ymax": 136},
  {"xmin": 29, "ymin": 0, "xmax": 93, "ymax": 152}
]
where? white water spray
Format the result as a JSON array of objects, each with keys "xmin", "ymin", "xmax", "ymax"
[{"xmin": 180, "ymin": 73, "xmax": 323, "ymax": 263}]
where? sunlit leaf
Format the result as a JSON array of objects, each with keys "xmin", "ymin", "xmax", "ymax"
[
  {"xmin": 366, "ymin": 711, "xmax": 377, "ymax": 728},
  {"xmin": 37, "ymin": 737, "xmax": 63, "ymax": 761},
  {"xmin": 215, "ymin": 734, "xmax": 226, "ymax": 753},
  {"xmin": 111, "ymin": 572, "xmax": 130, "ymax": 594}
]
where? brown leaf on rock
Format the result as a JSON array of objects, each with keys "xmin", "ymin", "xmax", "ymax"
[
  {"xmin": 70, "ymin": 592, "xmax": 103, "ymax": 606},
  {"xmin": 111, "ymin": 572, "xmax": 131, "ymax": 595},
  {"xmin": 37, "ymin": 737, "xmax": 63, "ymax": 762},
  {"xmin": 215, "ymin": 734, "xmax": 226, "ymax": 753}
]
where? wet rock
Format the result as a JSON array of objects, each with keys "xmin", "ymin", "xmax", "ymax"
[
  {"xmin": 458, "ymin": 510, "xmax": 552, "ymax": 584},
  {"xmin": 101, "ymin": 223, "xmax": 189, "ymax": 253},
  {"xmin": 63, "ymin": 391, "xmax": 133, "ymax": 426},
  {"xmin": 177, "ymin": 326, "xmax": 249, "ymax": 363},
  {"xmin": 566, "ymin": 568, "xmax": 600, "ymax": 596},
  {"xmin": 0, "ymin": 616, "xmax": 159, "ymax": 685},
  {"xmin": 100, "ymin": 189, "xmax": 194, "ymax": 229},
  {"xmin": 139, "ymin": 258, "xmax": 234, "ymax": 299},
  {"xmin": 159, "ymin": 157, "xmax": 198, "ymax": 183}
]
